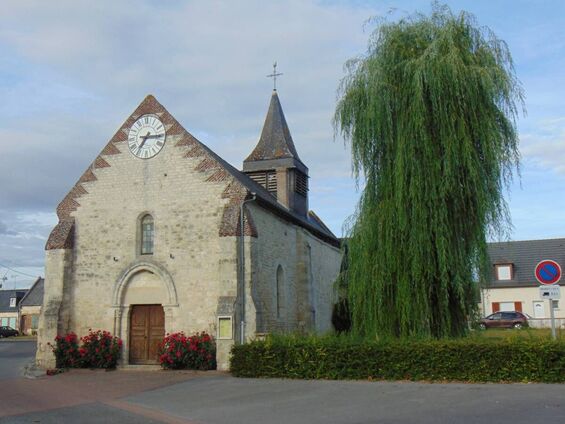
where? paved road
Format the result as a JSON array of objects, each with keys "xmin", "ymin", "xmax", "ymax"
[
  {"xmin": 125, "ymin": 375, "xmax": 565, "ymax": 424},
  {"xmin": 0, "ymin": 340, "xmax": 35, "ymax": 380},
  {"xmin": 1, "ymin": 370, "xmax": 565, "ymax": 423}
]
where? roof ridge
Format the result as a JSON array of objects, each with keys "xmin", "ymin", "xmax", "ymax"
[{"xmin": 489, "ymin": 237, "xmax": 565, "ymax": 245}]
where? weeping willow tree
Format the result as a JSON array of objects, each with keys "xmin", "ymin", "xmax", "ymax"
[{"xmin": 334, "ymin": 4, "xmax": 523, "ymax": 339}]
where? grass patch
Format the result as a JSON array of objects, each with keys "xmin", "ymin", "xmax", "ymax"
[{"xmin": 471, "ymin": 328, "xmax": 563, "ymax": 342}]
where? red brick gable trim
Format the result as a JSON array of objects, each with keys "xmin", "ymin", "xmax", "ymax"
[
  {"xmin": 48, "ymin": 94, "xmax": 257, "ymax": 251},
  {"xmin": 184, "ymin": 146, "xmax": 206, "ymax": 158},
  {"xmin": 94, "ymin": 157, "xmax": 110, "ymax": 168},
  {"xmin": 46, "ymin": 219, "xmax": 75, "ymax": 250},
  {"xmin": 101, "ymin": 143, "xmax": 120, "ymax": 155},
  {"xmin": 165, "ymin": 111, "xmax": 258, "ymax": 238},
  {"xmin": 206, "ymin": 169, "xmax": 230, "ymax": 182},
  {"xmin": 219, "ymin": 181, "xmax": 258, "ymax": 237}
]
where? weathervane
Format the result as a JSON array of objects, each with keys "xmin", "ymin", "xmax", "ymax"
[{"xmin": 267, "ymin": 61, "xmax": 283, "ymax": 91}]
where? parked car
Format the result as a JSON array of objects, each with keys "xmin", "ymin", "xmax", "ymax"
[
  {"xmin": 479, "ymin": 311, "xmax": 529, "ymax": 330},
  {"xmin": 0, "ymin": 326, "xmax": 19, "ymax": 338}
]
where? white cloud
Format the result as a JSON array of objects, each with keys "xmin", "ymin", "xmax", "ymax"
[
  {"xmin": 0, "ymin": 0, "xmax": 371, "ymax": 191},
  {"xmin": 0, "ymin": 0, "xmax": 375, "ymax": 271},
  {"xmin": 2, "ymin": 0, "xmax": 565, "ymax": 271},
  {"xmin": 521, "ymin": 117, "xmax": 565, "ymax": 174},
  {"xmin": 0, "ymin": 211, "xmax": 57, "ymax": 287}
]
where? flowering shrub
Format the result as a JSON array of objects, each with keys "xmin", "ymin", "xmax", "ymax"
[
  {"xmin": 159, "ymin": 332, "xmax": 216, "ymax": 370},
  {"xmin": 79, "ymin": 329, "xmax": 122, "ymax": 369},
  {"xmin": 49, "ymin": 332, "xmax": 80, "ymax": 368},
  {"xmin": 50, "ymin": 330, "xmax": 122, "ymax": 369}
]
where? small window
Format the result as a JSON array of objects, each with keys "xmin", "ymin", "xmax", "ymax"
[
  {"xmin": 9, "ymin": 297, "xmax": 16, "ymax": 308},
  {"xmin": 141, "ymin": 214, "xmax": 154, "ymax": 255},
  {"xmin": 218, "ymin": 316, "xmax": 233, "ymax": 340},
  {"xmin": 496, "ymin": 264, "xmax": 512, "ymax": 280},
  {"xmin": 31, "ymin": 315, "xmax": 39, "ymax": 329},
  {"xmin": 552, "ymin": 300, "xmax": 559, "ymax": 310},
  {"xmin": 499, "ymin": 301, "xmax": 515, "ymax": 312},
  {"xmin": 276, "ymin": 265, "xmax": 284, "ymax": 319}
]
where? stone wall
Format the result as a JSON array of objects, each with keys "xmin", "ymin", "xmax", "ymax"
[
  {"xmin": 247, "ymin": 204, "xmax": 341, "ymax": 336},
  {"xmin": 38, "ymin": 126, "xmax": 240, "ymax": 369},
  {"xmin": 37, "ymin": 249, "xmax": 73, "ymax": 368},
  {"xmin": 37, "ymin": 96, "xmax": 342, "ymax": 371}
]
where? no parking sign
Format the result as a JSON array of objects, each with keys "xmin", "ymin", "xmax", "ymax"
[
  {"xmin": 535, "ymin": 259, "xmax": 561, "ymax": 340},
  {"xmin": 535, "ymin": 260, "xmax": 561, "ymax": 285}
]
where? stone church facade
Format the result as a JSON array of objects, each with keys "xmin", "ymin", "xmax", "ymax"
[{"xmin": 37, "ymin": 91, "xmax": 341, "ymax": 370}]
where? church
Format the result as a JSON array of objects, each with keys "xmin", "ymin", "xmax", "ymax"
[{"xmin": 36, "ymin": 89, "xmax": 342, "ymax": 370}]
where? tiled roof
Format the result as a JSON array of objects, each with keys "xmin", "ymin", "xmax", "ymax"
[
  {"xmin": 198, "ymin": 136, "xmax": 338, "ymax": 246},
  {"xmin": 243, "ymin": 91, "xmax": 307, "ymax": 174},
  {"xmin": 0, "ymin": 290, "xmax": 28, "ymax": 312},
  {"xmin": 20, "ymin": 277, "xmax": 44, "ymax": 307},
  {"xmin": 486, "ymin": 238, "xmax": 565, "ymax": 287}
]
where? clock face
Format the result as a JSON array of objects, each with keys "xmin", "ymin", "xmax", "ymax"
[{"xmin": 128, "ymin": 115, "xmax": 166, "ymax": 159}]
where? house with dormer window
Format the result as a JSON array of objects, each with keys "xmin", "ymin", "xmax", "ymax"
[
  {"xmin": 480, "ymin": 238, "xmax": 565, "ymax": 328},
  {"xmin": 0, "ymin": 289, "xmax": 28, "ymax": 330}
]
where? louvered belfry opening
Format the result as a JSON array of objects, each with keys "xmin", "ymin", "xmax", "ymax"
[
  {"xmin": 294, "ymin": 170, "xmax": 308, "ymax": 197},
  {"xmin": 243, "ymin": 90, "xmax": 309, "ymax": 216},
  {"xmin": 246, "ymin": 170, "xmax": 278, "ymax": 197}
]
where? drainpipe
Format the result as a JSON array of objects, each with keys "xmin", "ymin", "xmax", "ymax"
[{"xmin": 239, "ymin": 192, "xmax": 256, "ymax": 344}]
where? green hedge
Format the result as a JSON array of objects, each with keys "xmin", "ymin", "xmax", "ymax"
[{"xmin": 230, "ymin": 335, "xmax": 565, "ymax": 382}]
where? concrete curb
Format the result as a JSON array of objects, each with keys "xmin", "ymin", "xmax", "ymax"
[{"xmin": 21, "ymin": 360, "xmax": 46, "ymax": 380}]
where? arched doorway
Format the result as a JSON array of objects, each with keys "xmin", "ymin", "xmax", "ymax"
[{"xmin": 112, "ymin": 261, "xmax": 178, "ymax": 365}]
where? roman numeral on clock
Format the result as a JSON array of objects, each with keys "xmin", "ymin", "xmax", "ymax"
[{"xmin": 128, "ymin": 115, "xmax": 165, "ymax": 158}]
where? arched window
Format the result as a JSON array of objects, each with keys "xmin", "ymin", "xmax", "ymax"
[
  {"xmin": 140, "ymin": 214, "xmax": 154, "ymax": 255},
  {"xmin": 276, "ymin": 265, "xmax": 284, "ymax": 319},
  {"xmin": 307, "ymin": 244, "xmax": 316, "ymax": 328}
]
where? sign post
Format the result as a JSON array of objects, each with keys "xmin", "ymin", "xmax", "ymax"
[{"xmin": 535, "ymin": 260, "xmax": 562, "ymax": 340}]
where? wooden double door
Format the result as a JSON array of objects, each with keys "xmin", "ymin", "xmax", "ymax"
[{"xmin": 129, "ymin": 305, "xmax": 165, "ymax": 364}]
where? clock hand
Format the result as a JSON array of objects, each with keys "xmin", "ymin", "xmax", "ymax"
[
  {"xmin": 139, "ymin": 131, "xmax": 151, "ymax": 149},
  {"xmin": 143, "ymin": 133, "xmax": 164, "ymax": 139}
]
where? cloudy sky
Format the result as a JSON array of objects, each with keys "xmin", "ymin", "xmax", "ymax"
[{"xmin": 1, "ymin": 0, "xmax": 564, "ymax": 289}]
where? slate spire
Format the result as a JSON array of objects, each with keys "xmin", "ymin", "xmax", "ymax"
[
  {"xmin": 243, "ymin": 90, "xmax": 307, "ymax": 173},
  {"xmin": 243, "ymin": 90, "xmax": 309, "ymax": 216}
]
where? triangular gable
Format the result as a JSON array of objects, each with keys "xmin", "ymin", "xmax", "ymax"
[
  {"xmin": 46, "ymin": 95, "xmax": 338, "ymax": 250},
  {"xmin": 47, "ymin": 95, "xmax": 257, "ymax": 250}
]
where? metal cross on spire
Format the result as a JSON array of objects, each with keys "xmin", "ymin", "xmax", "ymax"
[{"xmin": 266, "ymin": 61, "xmax": 283, "ymax": 91}]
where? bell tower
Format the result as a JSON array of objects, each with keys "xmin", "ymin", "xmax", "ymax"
[{"xmin": 243, "ymin": 90, "xmax": 309, "ymax": 216}]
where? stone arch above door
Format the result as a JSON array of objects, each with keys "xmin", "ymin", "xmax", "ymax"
[{"xmin": 113, "ymin": 260, "xmax": 178, "ymax": 307}]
